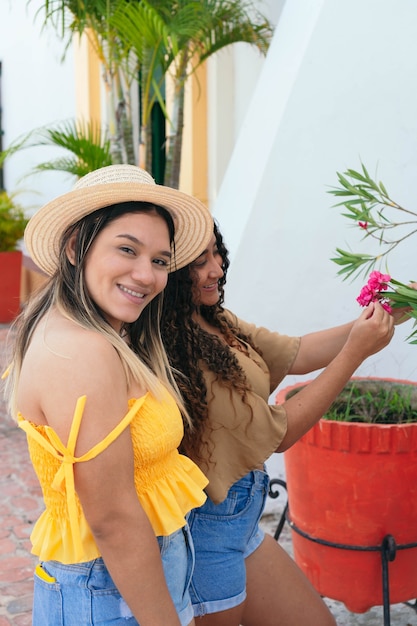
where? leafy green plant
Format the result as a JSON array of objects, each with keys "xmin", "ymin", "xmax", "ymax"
[
  {"xmin": 324, "ymin": 380, "xmax": 417, "ymax": 424},
  {"xmin": 286, "ymin": 380, "xmax": 417, "ymax": 424},
  {"xmin": 329, "ymin": 162, "xmax": 417, "ymax": 344},
  {"xmin": 328, "ymin": 162, "xmax": 417, "ymax": 280},
  {"xmin": 0, "ymin": 191, "xmax": 28, "ymax": 252}
]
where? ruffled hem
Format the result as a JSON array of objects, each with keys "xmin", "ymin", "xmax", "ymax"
[
  {"xmin": 31, "ymin": 512, "xmax": 100, "ymax": 564},
  {"xmin": 31, "ymin": 454, "xmax": 208, "ymax": 564},
  {"xmin": 141, "ymin": 454, "xmax": 208, "ymax": 536}
]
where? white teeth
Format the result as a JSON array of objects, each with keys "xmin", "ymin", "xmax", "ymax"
[{"xmin": 119, "ymin": 285, "xmax": 145, "ymax": 298}]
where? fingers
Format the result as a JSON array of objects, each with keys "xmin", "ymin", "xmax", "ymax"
[
  {"xmin": 360, "ymin": 300, "xmax": 391, "ymax": 322},
  {"xmin": 360, "ymin": 301, "xmax": 376, "ymax": 320},
  {"xmin": 360, "ymin": 301, "xmax": 386, "ymax": 321},
  {"xmin": 351, "ymin": 301, "xmax": 394, "ymax": 356}
]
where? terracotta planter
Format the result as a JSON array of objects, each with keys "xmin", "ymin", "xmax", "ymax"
[
  {"xmin": 276, "ymin": 377, "xmax": 417, "ymax": 613},
  {"xmin": 0, "ymin": 250, "xmax": 22, "ymax": 323}
]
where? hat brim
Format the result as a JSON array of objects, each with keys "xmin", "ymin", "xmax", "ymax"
[{"xmin": 24, "ymin": 182, "xmax": 213, "ymax": 275}]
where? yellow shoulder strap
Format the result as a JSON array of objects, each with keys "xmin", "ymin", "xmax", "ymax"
[{"xmin": 18, "ymin": 394, "xmax": 148, "ymax": 560}]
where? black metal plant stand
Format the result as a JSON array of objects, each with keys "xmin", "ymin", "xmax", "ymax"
[{"xmin": 268, "ymin": 478, "xmax": 417, "ymax": 626}]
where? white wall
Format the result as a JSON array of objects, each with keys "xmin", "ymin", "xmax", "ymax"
[
  {"xmin": 207, "ymin": 0, "xmax": 286, "ymax": 204},
  {"xmin": 211, "ymin": 0, "xmax": 417, "ymax": 501},
  {"xmin": 0, "ymin": 0, "xmax": 76, "ymax": 216},
  {"xmin": 214, "ymin": 0, "xmax": 417, "ymax": 381}
]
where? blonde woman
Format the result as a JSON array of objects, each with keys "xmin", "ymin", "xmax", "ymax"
[{"xmin": 3, "ymin": 165, "xmax": 213, "ymax": 626}]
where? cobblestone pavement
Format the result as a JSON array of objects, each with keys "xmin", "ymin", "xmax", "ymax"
[
  {"xmin": 0, "ymin": 324, "xmax": 43, "ymax": 626},
  {"xmin": 0, "ymin": 322, "xmax": 416, "ymax": 625}
]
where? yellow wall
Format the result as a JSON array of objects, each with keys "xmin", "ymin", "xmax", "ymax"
[
  {"xmin": 73, "ymin": 32, "xmax": 101, "ymax": 127},
  {"xmin": 180, "ymin": 64, "xmax": 209, "ymax": 207}
]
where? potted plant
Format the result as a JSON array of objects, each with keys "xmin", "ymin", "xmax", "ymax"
[
  {"xmin": 274, "ymin": 165, "xmax": 417, "ymax": 618},
  {"xmin": 276, "ymin": 377, "xmax": 417, "ymax": 615},
  {"xmin": 0, "ymin": 190, "xmax": 28, "ymax": 322}
]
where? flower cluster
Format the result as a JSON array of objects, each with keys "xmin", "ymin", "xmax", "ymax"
[
  {"xmin": 357, "ymin": 271, "xmax": 392, "ymax": 313},
  {"xmin": 356, "ymin": 272, "xmax": 417, "ymax": 343}
]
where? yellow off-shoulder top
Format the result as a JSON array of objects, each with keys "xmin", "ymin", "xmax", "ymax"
[{"xmin": 18, "ymin": 389, "xmax": 208, "ymax": 565}]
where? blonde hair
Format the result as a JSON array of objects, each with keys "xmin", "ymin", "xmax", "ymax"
[{"xmin": 4, "ymin": 202, "xmax": 190, "ymax": 424}]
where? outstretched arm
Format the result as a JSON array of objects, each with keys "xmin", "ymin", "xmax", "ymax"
[
  {"xmin": 277, "ymin": 302, "xmax": 394, "ymax": 451},
  {"xmin": 289, "ymin": 320, "xmax": 355, "ymax": 374},
  {"xmin": 289, "ymin": 299, "xmax": 412, "ymax": 375}
]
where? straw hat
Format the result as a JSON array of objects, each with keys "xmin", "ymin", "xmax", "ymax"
[{"xmin": 24, "ymin": 164, "xmax": 213, "ymax": 275}]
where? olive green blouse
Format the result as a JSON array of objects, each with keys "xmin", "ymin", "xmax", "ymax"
[{"xmin": 197, "ymin": 310, "xmax": 300, "ymax": 504}]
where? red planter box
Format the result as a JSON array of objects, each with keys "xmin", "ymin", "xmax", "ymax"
[{"xmin": 0, "ymin": 250, "xmax": 22, "ymax": 322}]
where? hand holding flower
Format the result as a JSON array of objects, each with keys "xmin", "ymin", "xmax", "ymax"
[
  {"xmin": 357, "ymin": 271, "xmax": 417, "ymax": 340},
  {"xmin": 347, "ymin": 299, "xmax": 395, "ymax": 359}
]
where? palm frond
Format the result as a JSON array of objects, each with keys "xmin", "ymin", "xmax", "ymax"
[{"xmin": 1, "ymin": 119, "xmax": 112, "ymax": 180}]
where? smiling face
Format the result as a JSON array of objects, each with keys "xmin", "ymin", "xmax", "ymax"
[
  {"xmin": 68, "ymin": 211, "xmax": 171, "ymax": 332},
  {"xmin": 190, "ymin": 233, "xmax": 224, "ymax": 307}
]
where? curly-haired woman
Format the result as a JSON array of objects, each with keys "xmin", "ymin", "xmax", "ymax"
[{"xmin": 160, "ymin": 223, "xmax": 406, "ymax": 626}]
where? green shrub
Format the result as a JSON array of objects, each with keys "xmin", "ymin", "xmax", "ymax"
[
  {"xmin": 0, "ymin": 191, "xmax": 28, "ymax": 252},
  {"xmin": 286, "ymin": 380, "xmax": 417, "ymax": 424}
]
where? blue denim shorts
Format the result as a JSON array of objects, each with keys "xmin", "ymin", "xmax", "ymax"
[
  {"xmin": 32, "ymin": 525, "xmax": 194, "ymax": 626},
  {"xmin": 188, "ymin": 469, "xmax": 269, "ymax": 616}
]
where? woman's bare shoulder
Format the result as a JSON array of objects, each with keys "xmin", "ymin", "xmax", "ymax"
[
  {"xmin": 29, "ymin": 310, "xmax": 118, "ymax": 362},
  {"xmin": 18, "ymin": 311, "xmax": 126, "ymax": 426}
]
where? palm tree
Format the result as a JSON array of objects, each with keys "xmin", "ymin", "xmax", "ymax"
[
  {"xmin": 28, "ymin": 0, "xmax": 273, "ymax": 188},
  {"xmin": 112, "ymin": 0, "xmax": 273, "ymax": 188}
]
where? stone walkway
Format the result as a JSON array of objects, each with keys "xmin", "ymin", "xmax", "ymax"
[
  {"xmin": 0, "ymin": 324, "xmax": 43, "ymax": 626},
  {"xmin": 0, "ymin": 322, "xmax": 416, "ymax": 625}
]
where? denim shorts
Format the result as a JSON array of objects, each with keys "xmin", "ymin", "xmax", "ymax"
[
  {"xmin": 32, "ymin": 525, "xmax": 194, "ymax": 626},
  {"xmin": 188, "ymin": 468, "xmax": 269, "ymax": 616}
]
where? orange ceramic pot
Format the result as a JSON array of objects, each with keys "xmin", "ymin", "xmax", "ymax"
[{"xmin": 277, "ymin": 377, "xmax": 417, "ymax": 613}]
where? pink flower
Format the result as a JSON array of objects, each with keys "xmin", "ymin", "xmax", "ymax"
[
  {"xmin": 356, "ymin": 271, "xmax": 392, "ymax": 313},
  {"xmin": 358, "ymin": 221, "xmax": 368, "ymax": 229},
  {"xmin": 357, "ymin": 285, "xmax": 374, "ymax": 307},
  {"xmin": 367, "ymin": 270, "xmax": 390, "ymax": 292}
]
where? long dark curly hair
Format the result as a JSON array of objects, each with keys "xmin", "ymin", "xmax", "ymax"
[{"xmin": 161, "ymin": 222, "xmax": 259, "ymax": 462}]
